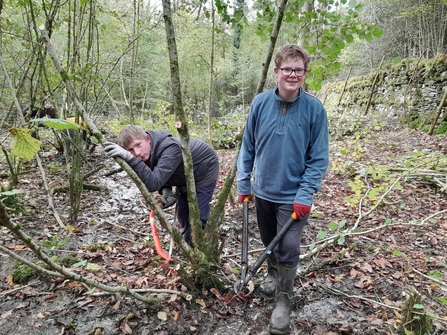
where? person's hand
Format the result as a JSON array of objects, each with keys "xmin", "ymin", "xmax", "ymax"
[
  {"xmin": 238, "ymin": 194, "xmax": 252, "ymax": 202},
  {"xmin": 293, "ymin": 203, "xmax": 311, "ymax": 219},
  {"xmin": 104, "ymin": 142, "xmax": 131, "ymax": 161},
  {"xmin": 160, "ymin": 188, "xmax": 178, "ymax": 209}
]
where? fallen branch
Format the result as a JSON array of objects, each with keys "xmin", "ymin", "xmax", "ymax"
[
  {"xmin": 412, "ymin": 269, "xmax": 447, "ymax": 289},
  {"xmin": 91, "ymin": 287, "xmax": 187, "ymax": 297},
  {"xmin": 35, "ymin": 153, "xmax": 65, "ymax": 228},
  {"xmin": 103, "ymin": 167, "xmax": 123, "ymax": 177},
  {"xmin": 0, "ymin": 280, "xmax": 41, "ymax": 298},
  {"xmin": 320, "ymin": 285, "xmax": 447, "ymax": 325},
  {"xmin": 0, "ymin": 201, "xmax": 159, "ymax": 306},
  {"xmin": 53, "ymin": 183, "xmax": 106, "ymax": 193}
]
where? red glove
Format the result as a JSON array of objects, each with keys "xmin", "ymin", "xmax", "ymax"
[
  {"xmin": 293, "ymin": 203, "xmax": 311, "ymax": 218},
  {"xmin": 238, "ymin": 194, "xmax": 252, "ymax": 202}
]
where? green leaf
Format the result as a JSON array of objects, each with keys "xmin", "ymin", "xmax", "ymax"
[
  {"xmin": 348, "ymin": 0, "xmax": 357, "ymax": 8},
  {"xmin": 73, "ymin": 260, "xmax": 87, "ymax": 268},
  {"xmin": 337, "ymin": 234, "xmax": 345, "ymax": 245},
  {"xmin": 0, "ymin": 189, "xmax": 22, "ymax": 196},
  {"xmin": 428, "ymin": 270, "xmax": 442, "ymax": 279},
  {"xmin": 373, "ymin": 27, "xmax": 383, "ymax": 37},
  {"xmin": 30, "ymin": 118, "xmax": 85, "ymax": 130},
  {"xmin": 328, "ymin": 221, "xmax": 338, "ymax": 230},
  {"xmin": 338, "ymin": 220, "xmax": 346, "ymax": 229},
  {"xmin": 437, "ymin": 297, "xmax": 447, "ymax": 305},
  {"xmin": 343, "ymin": 34, "xmax": 353, "ymax": 43},
  {"xmin": 413, "ymin": 304, "xmax": 424, "ymax": 309},
  {"xmin": 404, "ymin": 328, "xmax": 415, "ymax": 335},
  {"xmin": 316, "ymin": 230, "xmax": 328, "ymax": 239},
  {"xmin": 84, "ymin": 287, "xmax": 96, "ymax": 295}
]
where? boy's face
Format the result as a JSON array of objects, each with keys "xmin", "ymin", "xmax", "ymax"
[
  {"xmin": 274, "ymin": 57, "xmax": 308, "ymax": 101},
  {"xmin": 125, "ymin": 134, "xmax": 151, "ymax": 162}
]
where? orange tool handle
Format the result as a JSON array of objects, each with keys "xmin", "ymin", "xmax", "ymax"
[{"xmin": 149, "ymin": 210, "xmax": 171, "ymax": 261}]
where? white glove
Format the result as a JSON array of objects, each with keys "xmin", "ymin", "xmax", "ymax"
[{"xmin": 104, "ymin": 142, "xmax": 131, "ymax": 161}]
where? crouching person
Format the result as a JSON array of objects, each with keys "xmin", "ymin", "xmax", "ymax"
[{"xmin": 104, "ymin": 125, "xmax": 219, "ymax": 247}]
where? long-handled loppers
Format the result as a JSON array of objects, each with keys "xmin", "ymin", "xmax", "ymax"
[{"xmin": 233, "ymin": 199, "xmax": 299, "ymax": 294}]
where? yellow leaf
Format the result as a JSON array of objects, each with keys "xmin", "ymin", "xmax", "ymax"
[
  {"xmin": 85, "ymin": 263, "xmax": 102, "ymax": 270},
  {"xmin": 195, "ymin": 299, "xmax": 206, "ymax": 308},
  {"xmin": 157, "ymin": 311, "xmax": 168, "ymax": 321},
  {"xmin": 9, "ymin": 128, "xmax": 41, "ymax": 161}
]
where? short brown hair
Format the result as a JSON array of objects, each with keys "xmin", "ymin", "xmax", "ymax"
[
  {"xmin": 117, "ymin": 125, "xmax": 147, "ymax": 148},
  {"xmin": 275, "ymin": 44, "xmax": 310, "ymax": 69}
]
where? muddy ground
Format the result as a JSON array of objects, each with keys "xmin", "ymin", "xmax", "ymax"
[{"xmin": 1, "ymin": 126, "xmax": 447, "ymax": 335}]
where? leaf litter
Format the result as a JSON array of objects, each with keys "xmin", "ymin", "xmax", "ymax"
[{"xmin": 0, "ymin": 126, "xmax": 447, "ymax": 334}]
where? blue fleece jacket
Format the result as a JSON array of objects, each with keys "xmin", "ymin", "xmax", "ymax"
[{"xmin": 237, "ymin": 86, "xmax": 329, "ymax": 206}]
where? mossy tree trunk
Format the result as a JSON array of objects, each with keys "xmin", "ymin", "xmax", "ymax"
[{"xmin": 161, "ymin": 0, "xmax": 205, "ymax": 255}]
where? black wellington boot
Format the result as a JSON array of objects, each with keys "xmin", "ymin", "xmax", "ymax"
[
  {"xmin": 258, "ymin": 253, "xmax": 279, "ymax": 297},
  {"xmin": 268, "ymin": 265, "xmax": 298, "ymax": 335}
]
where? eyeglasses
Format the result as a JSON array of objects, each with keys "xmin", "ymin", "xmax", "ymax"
[{"xmin": 279, "ymin": 68, "xmax": 307, "ymax": 76}]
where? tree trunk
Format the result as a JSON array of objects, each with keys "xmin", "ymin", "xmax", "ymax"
[
  {"xmin": 207, "ymin": 1, "xmax": 215, "ymax": 146},
  {"xmin": 255, "ymin": 0, "xmax": 288, "ymax": 95},
  {"xmin": 161, "ymin": 0, "xmax": 203, "ymax": 251},
  {"xmin": 428, "ymin": 87, "xmax": 447, "ymax": 135}
]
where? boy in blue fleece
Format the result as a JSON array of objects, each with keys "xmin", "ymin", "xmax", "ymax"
[{"xmin": 237, "ymin": 44, "xmax": 329, "ymax": 334}]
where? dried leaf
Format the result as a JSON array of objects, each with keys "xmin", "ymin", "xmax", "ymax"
[
  {"xmin": 157, "ymin": 311, "xmax": 168, "ymax": 321},
  {"xmin": 195, "ymin": 299, "xmax": 206, "ymax": 308},
  {"xmin": 247, "ymin": 280, "xmax": 255, "ymax": 294},
  {"xmin": 7, "ymin": 274, "xmax": 14, "ymax": 286},
  {"xmin": 120, "ymin": 321, "xmax": 132, "ymax": 334},
  {"xmin": 1, "ymin": 310, "xmax": 13, "ymax": 319},
  {"xmin": 210, "ymin": 288, "xmax": 221, "ymax": 299},
  {"xmin": 361, "ymin": 262, "xmax": 373, "ymax": 273},
  {"xmin": 171, "ymin": 311, "xmax": 179, "ymax": 321}
]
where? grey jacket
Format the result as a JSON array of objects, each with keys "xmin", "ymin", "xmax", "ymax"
[{"xmin": 127, "ymin": 130, "xmax": 219, "ymax": 192}]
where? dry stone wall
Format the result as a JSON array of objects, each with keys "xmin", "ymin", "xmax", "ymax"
[{"xmin": 318, "ymin": 54, "xmax": 447, "ymax": 119}]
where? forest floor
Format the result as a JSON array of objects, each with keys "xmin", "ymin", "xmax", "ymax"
[{"xmin": 1, "ymin": 124, "xmax": 447, "ymax": 335}]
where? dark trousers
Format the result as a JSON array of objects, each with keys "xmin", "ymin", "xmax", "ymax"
[
  {"xmin": 255, "ymin": 197, "xmax": 308, "ymax": 268},
  {"xmin": 177, "ymin": 183, "xmax": 216, "ymax": 246}
]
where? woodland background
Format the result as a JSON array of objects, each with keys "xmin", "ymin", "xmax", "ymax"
[{"xmin": 1, "ymin": 0, "xmax": 447, "ymax": 334}]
